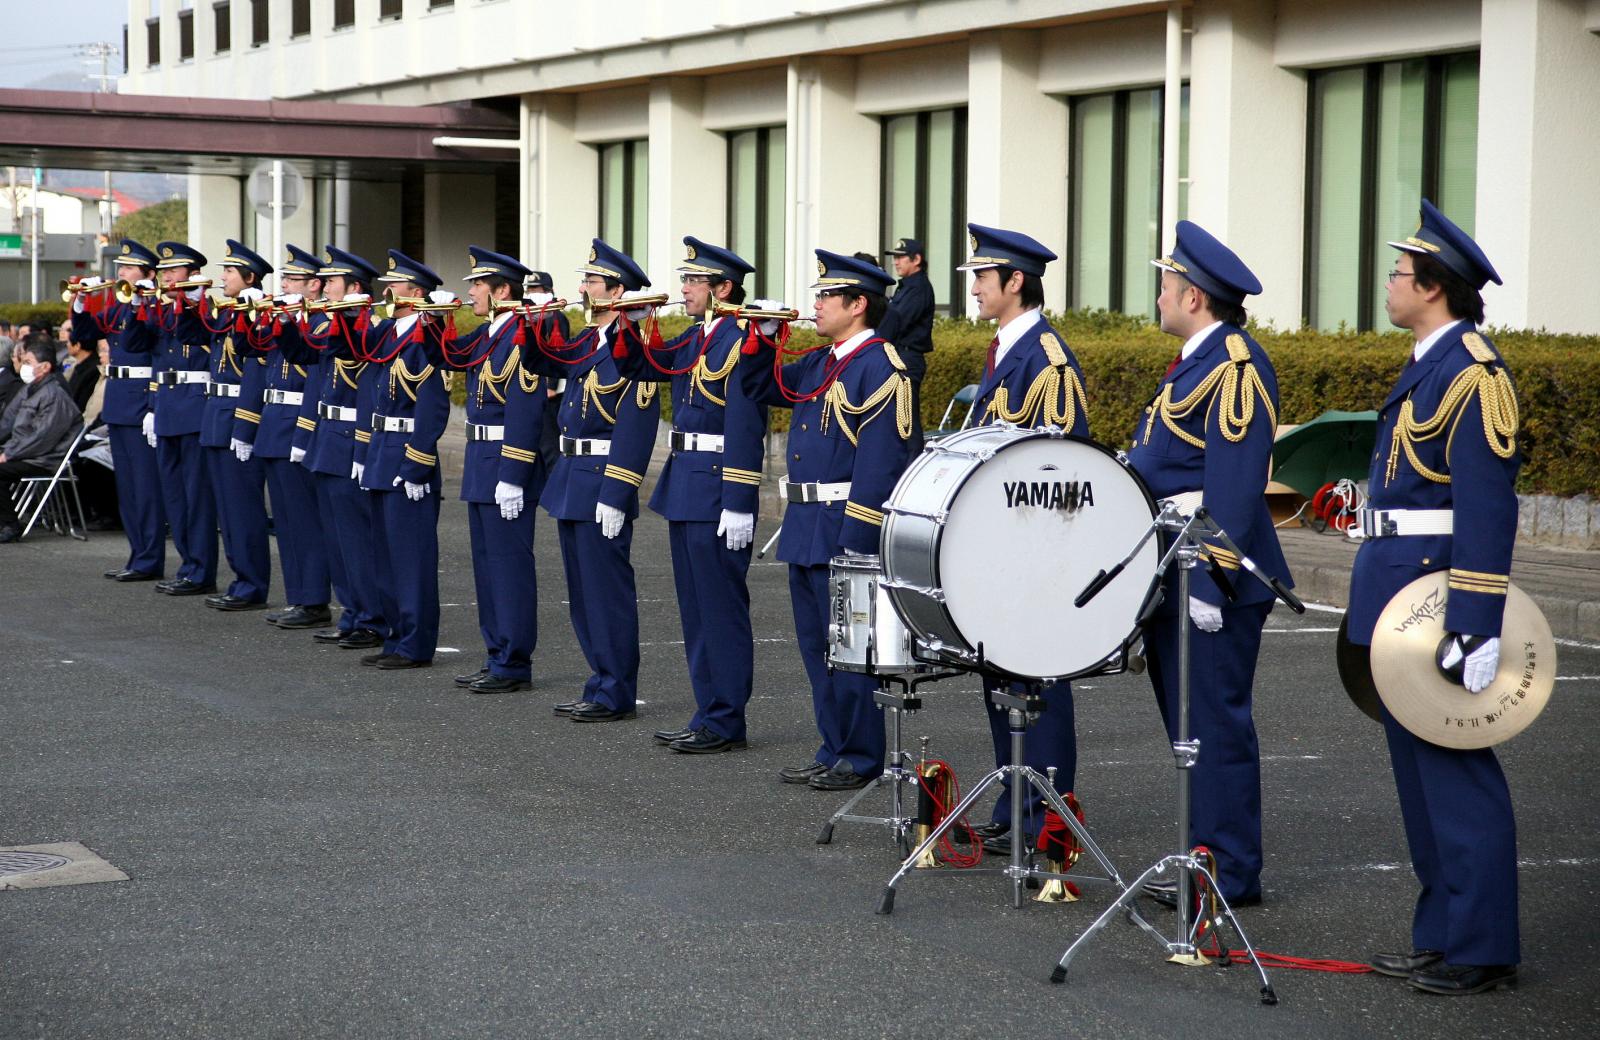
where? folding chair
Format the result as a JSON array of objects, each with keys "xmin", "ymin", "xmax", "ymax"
[
  {"xmin": 13, "ymin": 422, "xmax": 90, "ymax": 541},
  {"xmin": 928, "ymin": 383, "xmax": 979, "ymax": 441}
]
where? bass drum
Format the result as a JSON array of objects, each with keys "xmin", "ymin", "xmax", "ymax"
[{"xmin": 881, "ymin": 426, "xmax": 1160, "ymax": 680}]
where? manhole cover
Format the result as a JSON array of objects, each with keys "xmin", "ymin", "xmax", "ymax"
[{"xmin": 0, "ymin": 851, "xmax": 71, "ymax": 876}]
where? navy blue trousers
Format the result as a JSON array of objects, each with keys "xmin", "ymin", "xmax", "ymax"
[
  {"xmin": 372, "ymin": 487, "xmax": 439, "ymax": 662},
  {"xmin": 788, "ymin": 563, "xmax": 884, "ymax": 779},
  {"xmin": 204, "ymin": 445, "xmax": 270, "ymax": 602},
  {"xmin": 264, "ymin": 457, "xmax": 329, "ymax": 607},
  {"xmin": 314, "ymin": 472, "xmax": 377, "ymax": 635},
  {"xmin": 1144, "ymin": 602, "xmax": 1270, "ymax": 902},
  {"xmin": 984, "ymin": 679, "xmax": 1076, "ymax": 834},
  {"xmin": 155, "ymin": 432, "xmax": 216, "ymax": 585},
  {"xmin": 668, "ymin": 520, "xmax": 754, "ymax": 742},
  {"xmin": 556, "ymin": 518, "xmax": 639, "ymax": 712},
  {"xmin": 468, "ymin": 501, "xmax": 538, "ymax": 681},
  {"xmin": 1381, "ymin": 705, "xmax": 1520, "ymax": 965},
  {"xmin": 108, "ymin": 423, "xmax": 166, "ymax": 576}
]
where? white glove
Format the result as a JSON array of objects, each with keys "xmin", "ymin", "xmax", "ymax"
[
  {"xmin": 231, "ymin": 437, "xmax": 253, "ymax": 462},
  {"xmin": 80, "ymin": 275, "xmax": 107, "ymax": 288},
  {"xmin": 404, "ymin": 480, "xmax": 429, "ymax": 502},
  {"xmin": 237, "ymin": 288, "xmax": 266, "ymax": 303},
  {"xmin": 352, "ymin": 461, "xmax": 365, "ymax": 482},
  {"xmin": 135, "ymin": 278, "xmax": 156, "ymax": 290},
  {"xmin": 596, "ymin": 502, "xmax": 625, "ymax": 539},
  {"xmin": 186, "ymin": 287, "xmax": 204, "ymax": 302},
  {"xmin": 342, "ymin": 292, "xmax": 371, "ymax": 303},
  {"xmin": 142, "ymin": 412, "xmax": 156, "ymax": 447},
  {"xmin": 72, "ymin": 293, "xmax": 85, "ymax": 313},
  {"xmin": 1444, "ymin": 635, "xmax": 1501, "ymax": 694},
  {"xmin": 278, "ymin": 293, "xmax": 303, "ymax": 307},
  {"xmin": 289, "ymin": 446, "xmax": 306, "ymax": 464},
  {"xmin": 494, "ymin": 480, "xmax": 524, "ymax": 521},
  {"xmin": 1189, "ymin": 596, "xmax": 1224, "ymax": 633},
  {"xmin": 717, "ymin": 509, "xmax": 755, "ymax": 551},
  {"xmin": 427, "ymin": 290, "xmax": 458, "ymax": 306},
  {"xmin": 619, "ymin": 289, "xmax": 654, "ymax": 323},
  {"xmin": 750, "ymin": 298, "xmax": 784, "ymax": 336},
  {"xmin": 525, "ymin": 292, "xmax": 555, "ymax": 306}
]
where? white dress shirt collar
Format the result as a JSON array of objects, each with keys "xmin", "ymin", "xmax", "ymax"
[
  {"xmin": 832, "ymin": 327, "xmax": 876, "ymax": 361},
  {"xmin": 992, "ymin": 308, "xmax": 1043, "ymax": 368},
  {"xmin": 1413, "ymin": 319, "xmax": 1466, "ymax": 362},
  {"xmin": 1180, "ymin": 320, "xmax": 1224, "ymax": 361}
]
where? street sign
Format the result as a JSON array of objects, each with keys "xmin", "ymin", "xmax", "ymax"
[
  {"xmin": 247, "ymin": 160, "xmax": 304, "ymax": 221},
  {"xmin": 0, "ymin": 233, "xmax": 21, "ymax": 259}
]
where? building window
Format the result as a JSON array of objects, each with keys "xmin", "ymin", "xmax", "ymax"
[
  {"xmin": 214, "ymin": 2, "xmax": 231, "ymax": 53},
  {"xmin": 291, "ymin": 0, "xmax": 311, "ymax": 37},
  {"xmin": 380, "ymin": 0, "xmax": 404, "ymax": 20},
  {"xmin": 880, "ymin": 108, "xmax": 967, "ymax": 316},
  {"xmin": 178, "ymin": 8, "xmax": 194, "ymax": 61},
  {"xmin": 1068, "ymin": 85, "xmax": 1188, "ymax": 320},
  {"xmin": 1306, "ymin": 52, "xmax": 1479, "ymax": 331},
  {"xmin": 598, "ymin": 139, "xmax": 649, "ymax": 261},
  {"xmin": 145, "ymin": 17, "xmax": 160, "ymax": 68},
  {"xmin": 250, "ymin": 0, "xmax": 268, "ymax": 46},
  {"xmin": 333, "ymin": 0, "xmax": 355, "ymax": 28},
  {"xmin": 726, "ymin": 127, "xmax": 786, "ymax": 300},
  {"xmin": 430, "ymin": 0, "xmax": 455, "ymax": 8}
]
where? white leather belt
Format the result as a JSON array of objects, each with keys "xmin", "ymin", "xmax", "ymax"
[
  {"xmin": 266, "ymin": 389, "xmax": 304, "ymax": 406},
  {"xmin": 107, "ymin": 365, "xmax": 152, "ymax": 379},
  {"xmin": 467, "ymin": 423, "xmax": 505, "ymax": 442},
  {"xmin": 1355, "ymin": 508, "xmax": 1453, "ymax": 538},
  {"xmin": 670, "ymin": 431, "xmax": 724, "ymax": 453},
  {"xmin": 206, "ymin": 383, "xmax": 241, "ymax": 398},
  {"xmin": 559, "ymin": 436, "xmax": 610, "ymax": 457},
  {"xmin": 318, "ymin": 403, "xmax": 356, "ymax": 422},
  {"xmin": 781, "ymin": 479, "xmax": 851, "ymax": 504},
  {"xmin": 372, "ymin": 414, "xmax": 415, "ymax": 433},
  {"xmin": 158, "ymin": 370, "xmax": 210, "ymax": 386}
]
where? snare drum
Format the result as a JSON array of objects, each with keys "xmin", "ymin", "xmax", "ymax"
[
  {"xmin": 827, "ymin": 553, "xmax": 925, "ymax": 675},
  {"xmin": 880, "ymin": 425, "xmax": 1160, "ymax": 680}
]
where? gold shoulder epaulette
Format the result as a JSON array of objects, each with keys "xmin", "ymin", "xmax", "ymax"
[
  {"xmin": 881, "ymin": 342, "xmax": 907, "ymax": 372},
  {"xmin": 1226, "ymin": 333, "xmax": 1251, "ymax": 364},
  {"xmin": 311, "ymin": 319, "xmax": 332, "ymax": 337},
  {"xmin": 736, "ymin": 318, "xmax": 749, "ymax": 332},
  {"xmin": 1039, "ymin": 331, "xmax": 1068, "ymax": 368},
  {"xmin": 1462, "ymin": 331, "xmax": 1496, "ymax": 364}
]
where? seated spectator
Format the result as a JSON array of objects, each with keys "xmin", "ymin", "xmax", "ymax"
[
  {"xmin": 63, "ymin": 331, "xmax": 101, "ymax": 414},
  {"xmin": 0, "ymin": 320, "xmax": 14, "ymax": 353},
  {"xmin": 76, "ymin": 339, "xmax": 122, "ymax": 531},
  {"xmin": 0, "ymin": 333, "xmax": 83, "ymax": 543},
  {"xmin": 0, "ymin": 342, "xmax": 21, "ymax": 422}
]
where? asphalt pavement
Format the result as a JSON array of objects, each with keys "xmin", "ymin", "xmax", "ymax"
[{"xmin": 3, "ymin": 478, "xmax": 1597, "ymax": 1039}]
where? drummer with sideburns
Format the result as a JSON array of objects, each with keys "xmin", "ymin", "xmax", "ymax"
[
  {"xmin": 960, "ymin": 224, "xmax": 1093, "ymax": 857},
  {"xmin": 1126, "ymin": 222, "xmax": 1291, "ymax": 911}
]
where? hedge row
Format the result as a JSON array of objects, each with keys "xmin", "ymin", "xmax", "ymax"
[{"xmin": 0, "ymin": 302, "xmax": 70, "ymax": 329}]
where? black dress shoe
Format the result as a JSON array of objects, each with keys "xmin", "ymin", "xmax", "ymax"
[
  {"xmin": 983, "ymin": 833, "xmax": 1036, "ymax": 857},
  {"xmin": 264, "ymin": 607, "xmax": 291, "ymax": 624},
  {"xmin": 103, "ymin": 567, "xmax": 123, "ymax": 579},
  {"xmin": 212, "ymin": 594, "xmax": 268, "ymax": 611},
  {"xmin": 273, "ymin": 605, "xmax": 332, "ymax": 629},
  {"xmin": 338, "ymin": 630, "xmax": 384, "ymax": 650},
  {"xmin": 1371, "ymin": 949, "xmax": 1444, "ymax": 978},
  {"xmin": 1409, "ymin": 962, "xmax": 1517, "ymax": 995},
  {"xmin": 778, "ymin": 762, "xmax": 829, "ymax": 785},
  {"xmin": 569, "ymin": 701, "xmax": 636, "ymax": 723},
  {"xmin": 1143, "ymin": 877, "xmax": 1261, "ymax": 910},
  {"xmin": 154, "ymin": 578, "xmax": 182, "ymax": 593},
  {"xmin": 165, "ymin": 580, "xmax": 218, "ymax": 597},
  {"xmin": 959, "ymin": 821, "xmax": 1008, "ymax": 843},
  {"xmin": 361, "ymin": 652, "xmax": 398, "ymax": 667},
  {"xmin": 809, "ymin": 762, "xmax": 874, "ymax": 791},
  {"xmin": 312, "ymin": 628, "xmax": 346, "ymax": 644},
  {"xmin": 652, "ymin": 726, "xmax": 697, "ymax": 746},
  {"xmin": 468, "ymin": 674, "xmax": 531, "ymax": 694},
  {"xmin": 375, "ymin": 656, "xmax": 431, "ymax": 670},
  {"xmin": 112, "ymin": 569, "xmax": 160, "ymax": 583},
  {"xmin": 670, "ymin": 728, "xmax": 748, "ymax": 754},
  {"xmin": 455, "ymin": 668, "xmax": 490, "ymax": 688},
  {"xmin": 553, "ymin": 699, "xmax": 589, "ymax": 717}
]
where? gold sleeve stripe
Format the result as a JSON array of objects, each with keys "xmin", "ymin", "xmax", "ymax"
[
  {"xmin": 296, "ymin": 417, "xmax": 317, "ymax": 431},
  {"xmin": 844, "ymin": 502, "xmax": 885, "ymax": 526},
  {"xmin": 1448, "ymin": 579, "xmax": 1508, "ymax": 596},
  {"xmin": 722, "ymin": 466, "xmax": 762, "ymax": 480},
  {"xmin": 501, "ymin": 445, "xmax": 538, "ymax": 463},
  {"xmin": 355, "ymin": 430, "xmax": 371, "ymax": 443},
  {"xmin": 404, "ymin": 446, "xmax": 438, "ymax": 466},
  {"xmin": 148, "ymin": 382, "xmax": 159, "ymax": 392},
  {"xmin": 604, "ymin": 464, "xmax": 644, "ymax": 487},
  {"xmin": 722, "ymin": 471, "xmax": 762, "ymax": 486},
  {"xmin": 1448, "ymin": 568, "xmax": 1509, "ymax": 585},
  {"xmin": 235, "ymin": 408, "xmax": 261, "ymax": 423}
]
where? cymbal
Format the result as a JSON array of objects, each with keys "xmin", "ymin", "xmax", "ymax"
[
  {"xmin": 1370, "ymin": 571, "xmax": 1555, "ymax": 749},
  {"xmin": 1335, "ymin": 613, "xmax": 1383, "ymax": 724}
]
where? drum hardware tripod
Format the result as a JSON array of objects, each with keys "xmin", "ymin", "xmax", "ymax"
[
  {"xmin": 817, "ymin": 669, "xmax": 960, "ymax": 855},
  {"xmin": 874, "ymin": 650, "xmax": 1136, "ymax": 916},
  {"xmin": 1051, "ymin": 501, "xmax": 1302, "ymax": 1004}
]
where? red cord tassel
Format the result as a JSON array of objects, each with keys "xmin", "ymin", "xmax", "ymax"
[
  {"xmin": 512, "ymin": 317, "xmax": 525, "ymax": 347},
  {"xmin": 235, "ymin": 312, "xmax": 248, "ymax": 333},
  {"xmin": 410, "ymin": 321, "xmax": 423, "ymax": 345},
  {"xmin": 136, "ymin": 303, "xmax": 148, "ymax": 322},
  {"xmin": 354, "ymin": 308, "xmax": 369, "ymax": 334}
]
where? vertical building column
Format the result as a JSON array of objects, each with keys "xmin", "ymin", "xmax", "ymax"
[
  {"xmin": 528, "ymin": 94, "xmax": 597, "ymax": 281},
  {"xmin": 1187, "ymin": 0, "xmax": 1306, "ymax": 328},
  {"xmin": 1477, "ymin": 0, "xmax": 1600, "ymax": 332},
  {"xmin": 422, "ymin": 172, "xmax": 496, "ymax": 275},
  {"xmin": 646, "ymin": 77, "xmax": 725, "ymax": 285},
  {"xmin": 966, "ymin": 31, "xmax": 1069, "ymax": 313},
  {"xmin": 785, "ymin": 57, "xmax": 878, "ymax": 308},
  {"xmin": 187, "ymin": 173, "xmax": 245, "ymax": 254}
]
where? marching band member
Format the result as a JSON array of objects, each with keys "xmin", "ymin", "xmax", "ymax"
[
  {"xmin": 516, "ymin": 239, "xmax": 660, "ymax": 723},
  {"xmin": 1127, "ymin": 221, "xmax": 1289, "ymax": 910},
  {"xmin": 439, "ymin": 246, "xmax": 548, "ymax": 695},
  {"xmin": 70, "ymin": 238, "xmax": 167, "ymax": 582},
  {"xmin": 232, "ymin": 248, "xmax": 334, "ymax": 632},
  {"xmin": 738, "ymin": 249, "xmax": 913, "ymax": 791},
  {"xmin": 520, "ymin": 271, "xmax": 570, "ymax": 471},
  {"xmin": 198, "ymin": 240, "xmax": 273, "ymax": 612},
  {"xmin": 1348, "ymin": 201, "xmax": 1521, "ymax": 995},
  {"xmin": 149, "ymin": 241, "xmax": 220, "ymax": 597},
  {"xmin": 617, "ymin": 237, "xmax": 766, "ymax": 754},
  {"xmin": 959, "ymin": 224, "xmax": 1091, "ymax": 855}
]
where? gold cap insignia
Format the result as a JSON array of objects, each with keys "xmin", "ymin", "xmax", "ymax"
[
  {"xmin": 589, "ymin": 246, "xmax": 598, "ymax": 262},
  {"xmin": 387, "ymin": 256, "xmax": 397, "ymax": 269},
  {"xmin": 968, "ymin": 232, "xmax": 978, "ymax": 253},
  {"xmin": 816, "ymin": 259, "xmax": 827, "ymax": 278},
  {"xmin": 323, "ymin": 251, "xmax": 334, "ymax": 263},
  {"xmin": 161, "ymin": 246, "xmax": 174, "ymax": 258},
  {"xmin": 119, "ymin": 243, "xmax": 131, "ymax": 254},
  {"xmin": 686, "ymin": 244, "xmax": 697, "ymax": 260},
  {"xmin": 896, "ymin": 239, "xmax": 906, "ymax": 251},
  {"xmin": 466, "ymin": 251, "xmax": 475, "ymax": 267}
]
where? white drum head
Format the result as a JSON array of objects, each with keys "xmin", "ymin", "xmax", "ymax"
[{"xmin": 937, "ymin": 436, "xmax": 1158, "ymax": 679}]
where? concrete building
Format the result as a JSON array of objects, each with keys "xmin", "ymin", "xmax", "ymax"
[{"xmin": 119, "ymin": 0, "xmax": 1600, "ymax": 333}]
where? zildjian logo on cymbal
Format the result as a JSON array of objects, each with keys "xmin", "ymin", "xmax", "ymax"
[{"xmin": 1391, "ymin": 588, "xmax": 1447, "ymax": 633}]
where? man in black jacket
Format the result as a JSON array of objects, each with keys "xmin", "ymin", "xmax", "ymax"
[
  {"xmin": 878, "ymin": 237, "xmax": 935, "ymax": 454},
  {"xmin": 63, "ymin": 333, "xmax": 101, "ymax": 414},
  {"xmin": 0, "ymin": 334, "xmax": 82, "ymax": 542}
]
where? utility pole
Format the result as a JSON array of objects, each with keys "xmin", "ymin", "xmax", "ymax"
[{"xmin": 81, "ymin": 41, "xmax": 119, "ymax": 267}]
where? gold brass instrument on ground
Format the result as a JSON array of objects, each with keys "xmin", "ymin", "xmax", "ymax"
[
  {"xmin": 709, "ymin": 299, "xmax": 801, "ymax": 322},
  {"xmin": 59, "ymin": 279, "xmax": 119, "ymax": 304}
]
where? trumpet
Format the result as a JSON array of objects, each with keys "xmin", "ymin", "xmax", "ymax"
[
  {"xmin": 304, "ymin": 297, "xmax": 373, "ymax": 313},
  {"xmin": 59, "ymin": 278, "xmax": 119, "ymax": 303},
  {"xmin": 709, "ymin": 299, "xmax": 801, "ymax": 323},
  {"xmin": 244, "ymin": 295, "xmax": 305, "ymax": 319},
  {"xmin": 376, "ymin": 287, "xmax": 469, "ymax": 320},
  {"xmin": 206, "ymin": 289, "xmax": 242, "ymax": 310},
  {"xmin": 115, "ymin": 279, "xmax": 162, "ymax": 304},
  {"xmin": 490, "ymin": 297, "xmax": 570, "ymax": 316},
  {"xmin": 584, "ymin": 292, "xmax": 672, "ymax": 327},
  {"xmin": 160, "ymin": 278, "xmax": 213, "ymax": 295}
]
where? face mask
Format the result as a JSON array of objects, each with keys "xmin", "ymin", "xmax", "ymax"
[{"xmin": 18, "ymin": 364, "xmax": 35, "ymax": 383}]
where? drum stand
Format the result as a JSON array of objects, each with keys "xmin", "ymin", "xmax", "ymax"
[
  {"xmin": 817, "ymin": 670, "xmax": 957, "ymax": 856},
  {"xmin": 875, "ymin": 681, "xmax": 1135, "ymax": 915},
  {"xmin": 1049, "ymin": 503, "xmax": 1301, "ymax": 1004}
]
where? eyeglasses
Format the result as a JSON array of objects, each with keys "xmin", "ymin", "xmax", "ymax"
[
  {"xmin": 1387, "ymin": 270, "xmax": 1416, "ymax": 283},
  {"xmin": 679, "ymin": 275, "xmax": 714, "ymax": 287}
]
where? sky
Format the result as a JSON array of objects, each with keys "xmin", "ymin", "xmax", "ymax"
[{"xmin": 0, "ymin": 0, "xmax": 133, "ymax": 91}]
